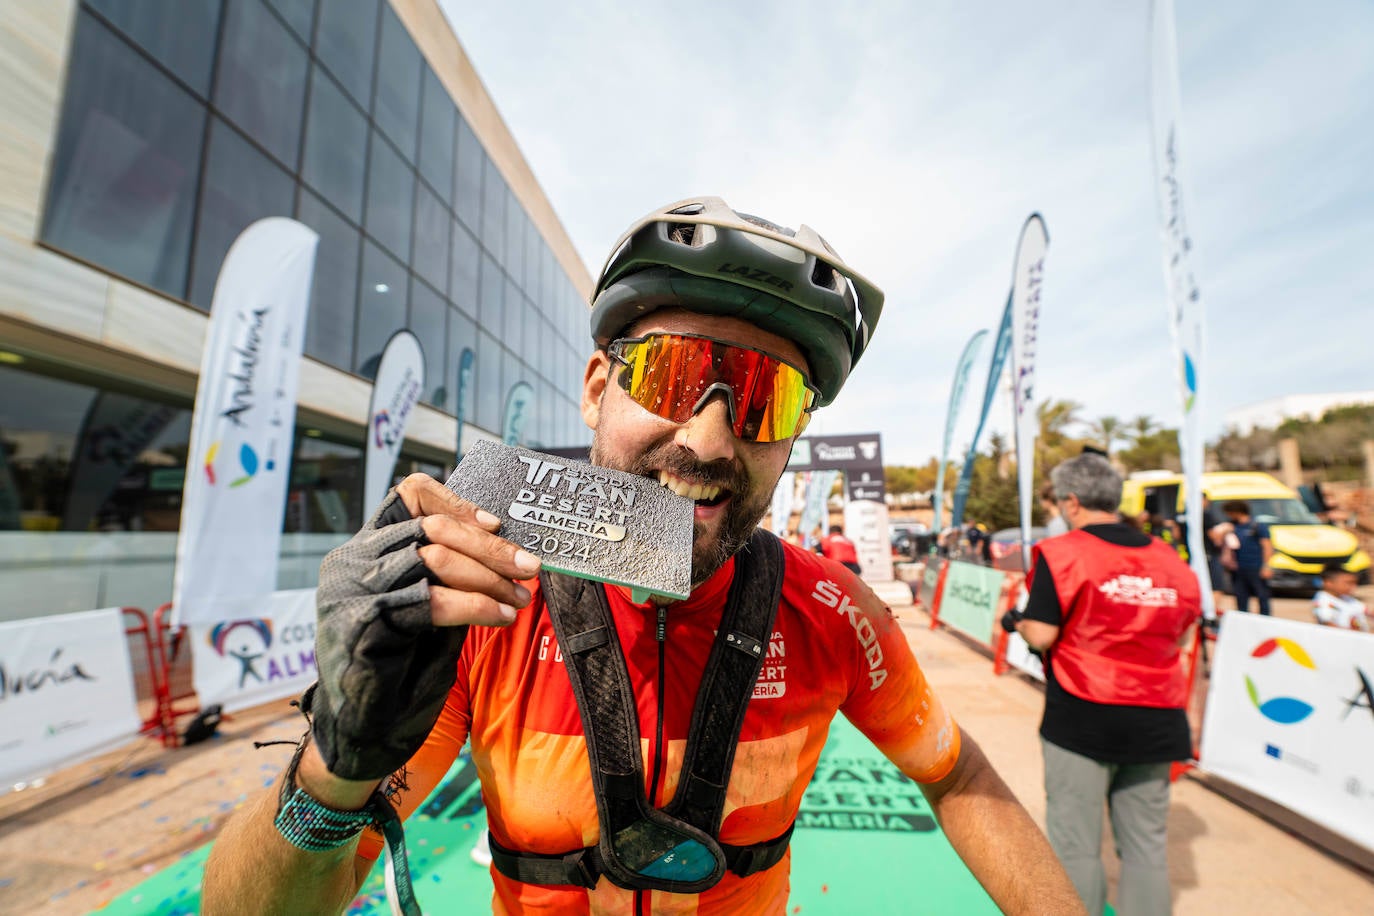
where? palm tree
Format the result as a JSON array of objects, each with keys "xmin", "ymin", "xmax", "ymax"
[
  {"xmin": 1036, "ymin": 399, "xmax": 1083, "ymax": 450},
  {"xmin": 1127, "ymin": 414, "xmax": 1160, "ymax": 447},
  {"xmin": 1089, "ymin": 415, "xmax": 1123, "ymax": 455}
]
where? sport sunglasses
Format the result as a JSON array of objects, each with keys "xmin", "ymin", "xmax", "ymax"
[{"xmin": 607, "ymin": 333, "xmax": 819, "ymax": 443}]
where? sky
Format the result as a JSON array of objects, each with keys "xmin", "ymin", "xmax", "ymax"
[{"xmin": 437, "ymin": 0, "xmax": 1374, "ymax": 467}]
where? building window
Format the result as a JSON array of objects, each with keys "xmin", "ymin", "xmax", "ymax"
[
  {"xmin": 213, "ymin": 0, "xmax": 309, "ymax": 170},
  {"xmin": 355, "ymin": 241, "xmax": 409, "ymax": 379},
  {"xmin": 409, "ymin": 279, "xmax": 448, "ymax": 409},
  {"xmin": 475, "ymin": 330, "xmax": 503, "ymax": 433},
  {"xmin": 300, "ymin": 64, "xmax": 368, "ymax": 225},
  {"xmin": 364, "ymin": 130, "xmax": 415, "ymax": 264},
  {"xmin": 449, "ymin": 219, "xmax": 480, "ymax": 319},
  {"xmin": 453, "ymin": 115, "xmax": 483, "ymax": 232},
  {"xmin": 189, "ymin": 118, "xmax": 296, "ymax": 310},
  {"xmin": 286, "ymin": 432, "xmax": 362, "ymax": 534},
  {"xmin": 418, "ymin": 66, "xmax": 455, "ymax": 203},
  {"xmin": 86, "ymin": 0, "xmax": 223, "ymax": 99},
  {"xmin": 314, "ymin": 0, "xmax": 378, "ymax": 109},
  {"xmin": 411, "ymin": 182, "xmax": 450, "ymax": 295},
  {"xmin": 42, "ymin": 12, "xmax": 205, "ymax": 299},
  {"xmin": 447, "ymin": 308, "xmax": 478, "ymax": 429},
  {"xmin": 264, "ymin": 0, "xmax": 316, "ymax": 46},
  {"xmin": 481, "ymin": 157, "xmax": 506, "ymax": 265},
  {"xmin": 372, "ymin": 4, "xmax": 421, "ymax": 163},
  {"xmin": 295, "ymin": 190, "xmax": 359, "ymax": 370}
]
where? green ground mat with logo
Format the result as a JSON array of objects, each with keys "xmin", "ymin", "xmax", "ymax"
[{"xmin": 94, "ymin": 717, "xmax": 1009, "ymax": 914}]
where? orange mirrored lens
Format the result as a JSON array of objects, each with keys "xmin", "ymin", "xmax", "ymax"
[{"xmin": 612, "ymin": 334, "xmax": 815, "ymax": 443}]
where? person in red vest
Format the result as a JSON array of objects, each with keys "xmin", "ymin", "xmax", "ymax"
[
  {"xmin": 819, "ymin": 523, "xmax": 862, "ymax": 574},
  {"xmin": 1004, "ymin": 454, "xmax": 1200, "ymax": 916}
]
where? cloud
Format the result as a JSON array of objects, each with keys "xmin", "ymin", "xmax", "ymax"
[{"xmin": 439, "ymin": 0, "xmax": 1374, "ymax": 466}]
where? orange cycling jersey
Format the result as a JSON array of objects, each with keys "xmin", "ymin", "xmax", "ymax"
[{"xmin": 358, "ymin": 539, "xmax": 960, "ymax": 914}]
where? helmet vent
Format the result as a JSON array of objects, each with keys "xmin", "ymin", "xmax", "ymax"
[
  {"xmin": 811, "ymin": 260, "xmax": 839, "ymax": 292},
  {"xmin": 667, "ymin": 223, "xmax": 701, "ymax": 247}
]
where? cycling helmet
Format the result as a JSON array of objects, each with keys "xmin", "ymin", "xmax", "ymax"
[{"xmin": 589, "ymin": 197, "xmax": 884, "ymax": 406}]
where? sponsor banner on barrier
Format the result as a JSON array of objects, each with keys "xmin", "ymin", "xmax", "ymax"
[
  {"xmin": 190, "ymin": 589, "xmax": 318, "ymax": 714},
  {"xmin": 938, "ymin": 562, "xmax": 1005, "ymax": 645},
  {"xmin": 1200, "ymin": 614, "xmax": 1374, "ymax": 852},
  {"xmin": 0, "ymin": 608, "xmax": 141, "ymax": 786}
]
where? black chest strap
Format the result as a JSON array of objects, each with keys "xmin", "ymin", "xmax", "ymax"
[{"xmin": 490, "ymin": 529, "xmax": 788, "ymax": 892}]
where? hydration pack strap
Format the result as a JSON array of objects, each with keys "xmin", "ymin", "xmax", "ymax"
[{"xmin": 501, "ymin": 529, "xmax": 785, "ymax": 893}]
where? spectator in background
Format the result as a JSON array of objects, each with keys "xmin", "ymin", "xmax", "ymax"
[
  {"xmin": 820, "ymin": 523, "xmax": 863, "ymax": 574},
  {"xmin": 1040, "ymin": 483, "xmax": 1069, "ymax": 537},
  {"xmin": 1222, "ymin": 500, "xmax": 1273, "ymax": 616},
  {"xmin": 1006, "ymin": 454, "xmax": 1200, "ymax": 916},
  {"xmin": 1312, "ymin": 564, "xmax": 1370, "ymax": 632}
]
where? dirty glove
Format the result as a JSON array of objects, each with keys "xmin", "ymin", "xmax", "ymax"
[{"xmin": 308, "ymin": 490, "xmax": 466, "ymax": 781}]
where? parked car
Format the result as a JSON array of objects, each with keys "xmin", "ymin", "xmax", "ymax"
[
  {"xmin": 890, "ymin": 522, "xmax": 933, "ymax": 561},
  {"xmin": 1120, "ymin": 471, "xmax": 1370, "ymax": 595},
  {"xmin": 988, "ymin": 526, "xmax": 1049, "ymax": 572}
]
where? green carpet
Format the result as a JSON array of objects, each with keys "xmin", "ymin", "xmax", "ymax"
[{"xmin": 93, "ymin": 718, "xmax": 1004, "ymax": 914}]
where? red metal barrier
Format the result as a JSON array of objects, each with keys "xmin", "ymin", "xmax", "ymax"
[
  {"xmin": 927, "ymin": 560, "xmax": 950, "ymax": 629},
  {"xmin": 991, "ymin": 572, "xmax": 1024, "ymax": 676},
  {"xmin": 121, "ymin": 606, "xmax": 166, "ymax": 740},
  {"xmin": 1170, "ymin": 622, "xmax": 1209, "ymax": 782},
  {"xmin": 150, "ymin": 602, "xmax": 199, "ymax": 747}
]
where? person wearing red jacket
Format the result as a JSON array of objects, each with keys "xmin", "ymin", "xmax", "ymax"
[
  {"xmin": 819, "ymin": 523, "xmax": 862, "ymax": 574},
  {"xmin": 1007, "ymin": 454, "xmax": 1200, "ymax": 916}
]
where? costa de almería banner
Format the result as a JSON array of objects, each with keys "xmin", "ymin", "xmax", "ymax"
[
  {"xmin": 364, "ymin": 329, "xmax": 426, "ymax": 511},
  {"xmin": 1200, "ymin": 614, "xmax": 1374, "ymax": 853},
  {"xmin": 1010, "ymin": 215, "xmax": 1048, "ymax": 573},
  {"xmin": 0, "ymin": 608, "xmax": 141, "ymax": 786},
  {"xmin": 173, "ymin": 218, "xmax": 318, "ymax": 625},
  {"xmin": 1151, "ymin": 0, "xmax": 1214, "ymax": 617},
  {"xmin": 190, "ymin": 588, "xmax": 319, "ymax": 714}
]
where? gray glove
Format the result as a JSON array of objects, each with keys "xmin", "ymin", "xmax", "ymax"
[{"xmin": 307, "ymin": 490, "xmax": 467, "ymax": 781}]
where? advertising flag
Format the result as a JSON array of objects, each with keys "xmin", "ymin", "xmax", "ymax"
[
  {"xmin": 454, "ymin": 347, "xmax": 474, "ymax": 463},
  {"xmin": 364, "ymin": 330, "xmax": 426, "ymax": 511},
  {"xmin": 1151, "ymin": 0, "xmax": 1214, "ymax": 616},
  {"xmin": 933, "ymin": 330, "xmax": 987, "ymax": 538},
  {"xmin": 1010, "ymin": 214, "xmax": 1049, "ymax": 573},
  {"xmin": 951, "ymin": 296, "xmax": 1013, "ymax": 530},
  {"xmin": 62, "ymin": 392, "xmax": 178, "ymax": 531},
  {"xmin": 502, "ymin": 380, "xmax": 535, "ymax": 446},
  {"xmin": 173, "ymin": 218, "xmax": 318, "ymax": 625}
]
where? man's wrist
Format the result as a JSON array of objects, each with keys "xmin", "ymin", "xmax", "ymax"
[{"xmin": 295, "ymin": 739, "xmax": 382, "ymax": 811}]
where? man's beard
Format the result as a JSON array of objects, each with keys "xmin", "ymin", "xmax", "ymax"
[{"xmin": 590, "ymin": 433, "xmax": 769, "ymax": 588}]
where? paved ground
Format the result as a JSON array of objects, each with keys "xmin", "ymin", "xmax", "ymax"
[{"xmin": 1, "ymin": 588, "xmax": 1371, "ymax": 915}]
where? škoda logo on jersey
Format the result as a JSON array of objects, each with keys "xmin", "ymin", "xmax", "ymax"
[{"xmin": 811, "ymin": 579, "xmax": 888, "ymax": 690}]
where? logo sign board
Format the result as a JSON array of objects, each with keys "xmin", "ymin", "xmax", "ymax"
[
  {"xmin": 445, "ymin": 440, "xmax": 694, "ymax": 601},
  {"xmin": 937, "ymin": 562, "xmax": 1006, "ymax": 647},
  {"xmin": 1201, "ymin": 613, "xmax": 1374, "ymax": 852},
  {"xmin": 190, "ymin": 588, "xmax": 319, "ymax": 714},
  {"xmin": 0, "ymin": 608, "xmax": 141, "ymax": 786}
]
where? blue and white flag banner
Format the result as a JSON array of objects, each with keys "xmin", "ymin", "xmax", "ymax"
[
  {"xmin": 174, "ymin": 218, "xmax": 318, "ymax": 625},
  {"xmin": 934, "ymin": 330, "xmax": 987, "ymax": 537},
  {"xmin": 1151, "ymin": 0, "xmax": 1213, "ymax": 617},
  {"xmin": 1010, "ymin": 214, "xmax": 1049, "ymax": 573},
  {"xmin": 951, "ymin": 297, "xmax": 1013, "ymax": 530},
  {"xmin": 800, "ymin": 470, "xmax": 839, "ymax": 542},
  {"xmin": 771, "ymin": 471, "xmax": 797, "ymax": 535},
  {"xmin": 1200, "ymin": 614, "xmax": 1374, "ymax": 853},
  {"xmin": 364, "ymin": 330, "xmax": 426, "ymax": 511},
  {"xmin": 0, "ymin": 608, "xmax": 141, "ymax": 787}
]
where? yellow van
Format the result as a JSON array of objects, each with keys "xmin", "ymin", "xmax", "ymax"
[{"xmin": 1119, "ymin": 471, "xmax": 1370, "ymax": 592}]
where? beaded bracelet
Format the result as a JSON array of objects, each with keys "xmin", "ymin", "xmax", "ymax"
[{"xmin": 275, "ymin": 783, "xmax": 376, "ymax": 852}]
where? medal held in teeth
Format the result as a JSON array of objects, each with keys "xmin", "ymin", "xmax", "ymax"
[{"xmin": 445, "ymin": 440, "xmax": 694, "ymax": 601}]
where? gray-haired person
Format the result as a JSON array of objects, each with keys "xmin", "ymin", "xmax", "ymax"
[{"xmin": 1004, "ymin": 454, "xmax": 1201, "ymax": 915}]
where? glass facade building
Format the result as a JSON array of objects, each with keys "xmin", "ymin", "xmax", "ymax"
[{"xmin": 0, "ymin": 0, "xmax": 593, "ymax": 618}]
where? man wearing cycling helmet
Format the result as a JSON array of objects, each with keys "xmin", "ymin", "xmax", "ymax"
[{"xmin": 204, "ymin": 198, "xmax": 1083, "ymax": 915}]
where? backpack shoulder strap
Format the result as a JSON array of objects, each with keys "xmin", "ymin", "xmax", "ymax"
[{"xmin": 663, "ymin": 528, "xmax": 785, "ymax": 833}]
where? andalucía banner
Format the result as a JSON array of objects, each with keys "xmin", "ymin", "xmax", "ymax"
[
  {"xmin": 1151, "ymin": 0, "xmax": 1214, "ymax": 616},
  {"xmin": 951, "ymin": 297, "xmax": 1013, "ymax": 530},
  {"xmin": 933, "ymin": 330, "xmax": 987, "ymax": 537},
  {"xmin": 173, "ymin": 218, "xmax": 318, "ymax": 625},
  {"xmin": 364, "ymin": 329, "xmax": 426, "ymax": 510},
  {"xmin": 1010, "ymin": 214, "xmax": 1049, "ymax": 573}
]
